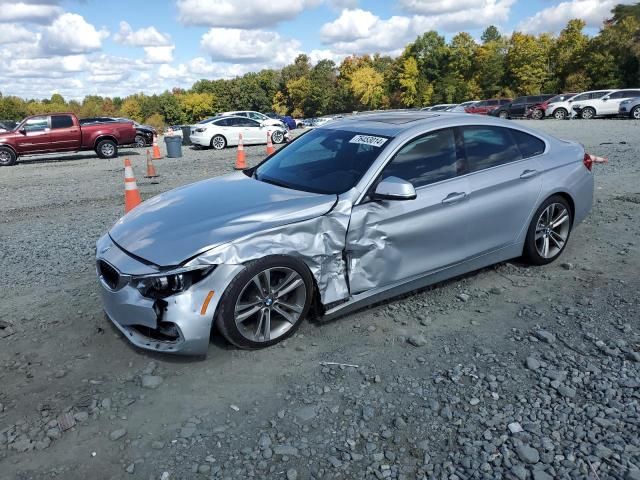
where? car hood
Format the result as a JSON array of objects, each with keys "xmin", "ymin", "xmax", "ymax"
[{"xmin": 109, "ymin": 172, "xmax": 337, "ymax": 266}]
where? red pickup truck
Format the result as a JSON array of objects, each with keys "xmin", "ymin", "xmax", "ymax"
[{"xmin": 0, "ymin": 112, "xmax": 137, "ymax": 166}]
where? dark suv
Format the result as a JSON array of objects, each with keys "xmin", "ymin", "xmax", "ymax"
[{"xmin": 489, "ymin": 95, "xmax": 556, "ymax": 119}]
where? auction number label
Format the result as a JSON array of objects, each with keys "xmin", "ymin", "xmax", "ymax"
[{"xmin": 349, "ymin": 135, "xmax": 388, "ymax": 148}]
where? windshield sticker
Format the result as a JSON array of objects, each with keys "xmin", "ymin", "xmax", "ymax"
[{"xmin": 349, "ymin": 135, "xmax": 388, "ymax": 148}]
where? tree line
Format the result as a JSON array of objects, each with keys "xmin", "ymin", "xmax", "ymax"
[{"xmin": 0, "ymin": 3, "xmax": 638, "ymax": 129}]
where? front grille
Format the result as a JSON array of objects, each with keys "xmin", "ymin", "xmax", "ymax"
[{"xmin": 98, "ymin": 260, "xmax": 120, "ymax": 289}]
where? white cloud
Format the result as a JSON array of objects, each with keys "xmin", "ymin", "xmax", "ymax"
[
  {"xmin": 398, "ymin": 0, "xmax": 491, "ymax": 15},
  {"xmin": 144, "ymin": 45, "xmax": 175, "ymax": 63},
  {"xmin": 0, "ymin": 23, "xmax": 34, "ymax": 44},
  {"xmin": 200, "ymin": 28, "xmax": 300, "ymax": 66},
  {"xmin": 114, "ymin": 21, "xmax": 171, "ymax": 47},
  {"xmin": 39, "ymin": 13, "xmax": 108, "ymax": 55},
  {"xmin": 176, "ymin": 0, "xmax": 321, "ymax": 28},
  {"xmin": 308, "ymin": 48, "xmax": 349, "ymax": 65},
  {"xmin": 5, "ymin": 55, "xmax": 88, "ymax": 78},
  {"xmin": 0, "ymin": 1, "xmax": 62, "ymax": 24},
  {"xmin": 320, "ymin": 2, "xmax": 514, "ymax": 54},
  {"xmin": 517, "ymin": 0, "xmax": 637, "ymax": 33}
]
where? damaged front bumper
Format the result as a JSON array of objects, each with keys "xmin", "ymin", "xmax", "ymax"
[{"xmin": 96, "ymin": 235, "xmax": 244, "ymax": 355}]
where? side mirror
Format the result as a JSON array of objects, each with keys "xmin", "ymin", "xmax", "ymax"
[
  {"xmin": 602, "ymin": 97, "xmax": 609, "ymax": 101},
  {"xmin": 19, "ymin": 128, "xmax": 26, "ymax": 135},
  {"xmin": 372, "ymin": 176, "xmax": 416, "ymax": 201}
]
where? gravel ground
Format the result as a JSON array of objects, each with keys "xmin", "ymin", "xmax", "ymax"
[{"xmin": 0, "ymin": 120, "xmax": 639, "ymax": 480}]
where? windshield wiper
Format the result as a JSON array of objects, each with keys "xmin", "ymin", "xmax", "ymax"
[{"xmin": 258, "ymin": 176, "xmax": 295, "ymax": 190}]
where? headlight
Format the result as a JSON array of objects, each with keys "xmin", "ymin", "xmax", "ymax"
[
  {"xmin": 133, "ymin": 265, "xmax": 215, "ymax": 298},
  {"xmin": 195, "ymin": 128, "xmax": 207, "ymax": 133},
  {"xmin": 620, "ymin": 99, "xmax": 631, "ymax": 105}
]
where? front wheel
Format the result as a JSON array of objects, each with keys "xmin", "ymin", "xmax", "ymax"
[
  {"xmin": 0, "ymin": 147, "xmax": 17, "ymax": 166},
  {"xmin": 271, "ymin": 130, "xmax": 285, "ymax": 144},
  {"xmin": 631, "ymin": 106, "xmax": 640, "ymax": 120},
  {"xmin": 531, "ymin": 108, "xmax": 544, "ymax": 120},
  {"xmin": 96, "ymin": 139, "xmax": 118, "ymax": 159},
  {"xmin": 216, "ymin": 255, "xmax": 314, "ymax": 349},
  {"xmin": 553, "ymin": 108, "xmax": 567, "ymax": 120},
  {"xmin": 134, "ymin": 134, "xmax": 146, "ymax": 148},
  {"xmin": 523, "ymin": 195, "xmax": 573, "ymax": 266},
  {"xmin": 581, "ymin": 107, "xmax": 596, "ymax": 120},
  {"xmin": 498, "ymin": 111, "xmax": 509, "ymax": 119}
]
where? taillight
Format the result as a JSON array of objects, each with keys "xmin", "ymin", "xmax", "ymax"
[{"xmin": 583, "ymin": 153, "xmax": 593, "ymax": 171}]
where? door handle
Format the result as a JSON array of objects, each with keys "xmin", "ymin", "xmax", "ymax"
[
  {"xmin": 442, "ymin": 192, "xmax": 467, "ymax": 204},
  {"xmin": 520, "ymin": 169, "xmax": 538, "ymax": 179}
]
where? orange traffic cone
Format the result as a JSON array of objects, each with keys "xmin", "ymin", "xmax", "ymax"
[
  {"xmin": 152, "ymin": 134, "xmax": 163, "ymax": 160},
  {"xmin": 124, "ymin": 158, "xmax": 142, "ymax": 213},
  {"xmin": 266, "ymin": 130, "xmax": 275, "ymax": 155},
  {"xmin": 235, "ymin": 133, "xmax": 247, "ymax": 170},
  {"xmin": 144, "ymin": 150, "xmax": 158, "ymax": 178}
]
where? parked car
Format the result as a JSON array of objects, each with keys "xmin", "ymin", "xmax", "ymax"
[
  {"xmin": 310, "ymin": 117, "xmax": 335, "ymax": 127},
  {"xmin": 0, "ymin": 113, "xmax": 136, "ymax": 166},
  {"xmin": 0, "ymin": 120, "xmax": 18, "ymax": 133},
  {"xmin": 190, "ymin": 115, "xmax": 288, "ymax": 149},
  {"xmin": 221, "ymin": 111, "xmax": 285, "ymax": 129},
  {"xmin": 618, "ymin": 97, "xmax": 640, "ymax": 119},
  {"xmin": 449, "ymin": 101, "xmax": 478, "ymax": 112},
  {"xmin": 80, "ymin": 117, "xmax": 156, "ymax": 148},
  {"xmin": 525, "ymin": 93, "xmax": 576, "ymax": 120},
  {"xmin": 421, "ymin": 104, "xmax": 457, "ymax": 111},
  {"xmin": 96, "ymin": 111, "xmax": 594, "ymax": 355},
  {"xmin": 489, "ymin": 95, "xmax": 556, "ymax": 119},
  {"xmin": 465, "ymin": 98, "xmax": 511, "ymax": 115},
  {"xmin": 572, "ymin": 88, "xmax": 640, "ymax": 119},
  {"xmin": 544, "ymin": 90, "xmax": 612, "ymax": 120}
]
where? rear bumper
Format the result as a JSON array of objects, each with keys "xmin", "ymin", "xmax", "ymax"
[{"xmin": 189, "ymin": 134, "xmax": 210, "ymax": 147}]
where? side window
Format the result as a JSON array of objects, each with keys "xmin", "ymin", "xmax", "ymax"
[
  {"xmin": 512, "ymin": 97, "xmax": 526, "ymax": 105},
  {"xmin": 462, "ymin": 126, "xmax": 523, "ymax": 173},
  {"xmin": 475, "ymin": 101, "xmax": 487, "ymax": 107},
  {"xmin": 510, "ymin": 130, "xmax": 545, "ymax": 158},
  {"xmin": 487, "ymin": 100, "xmax": 499, "ymax": 106},
  {"xmin": 382, "ymin": 128, "xmax": 459, "ymax": 189},
  {"xmin": 608, "ymin": 91, "xmax": 624, "ymax": 99},
  {"xmin": 239, "ymin": 118, "xmax": 260, "ymax": 128},
  {"xmin": 51, "ymin": 115, "xmax": 74, "ymax": 129},
  {"xmin": 214, "ymin": 118, "xmax": 232, "ymax": 127},
  {"xmin": 592, "ymin": 91, "xmax": 609, "ymax": 99},
  {"xmin": 23, "ymin": 116, "xmax": 48, "ymax": 132},
  {"xmin": 248, "ymin": 112, "xmax": 263, "ymax": 121},
  {"xmin": 627, "ymin": 90, "xmax": 640, "ymax": 97}
]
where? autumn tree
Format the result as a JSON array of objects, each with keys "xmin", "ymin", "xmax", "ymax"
[
  {"xmin": 399, "ymin": 56, "xmax": 419, "ymax": 106},
  {"xmin": 350, "ymin": 66, "xmax": 384, "ymax": 109}
]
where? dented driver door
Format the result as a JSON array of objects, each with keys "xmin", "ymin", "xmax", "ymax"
[{"xmin": 345, "ymin": 127, "xmax": 473, "ymax": 294}]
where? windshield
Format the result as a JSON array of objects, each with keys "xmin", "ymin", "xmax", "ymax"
[
  {"xmin": 549, "ymin": 94, "xmax": 572, "ymax": 103},
  {"xmin": 254, "ymin": 128, "xmax": 390, "ymax": 195}
]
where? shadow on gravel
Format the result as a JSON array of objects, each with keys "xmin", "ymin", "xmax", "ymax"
[{"xmin": 17, "ymin": 150, "xmax": 143, "ymax": 166}]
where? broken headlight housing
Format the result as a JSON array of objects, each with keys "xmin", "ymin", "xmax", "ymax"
[{"xmin": 133, "ymin": 265, "xmax": 215, "ymax": 299}]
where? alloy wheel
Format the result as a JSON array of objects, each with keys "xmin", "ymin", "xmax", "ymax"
[
  {"xmin": 135, "ymin": 135, "xmax": 146, "ymax": 148},
  {"xmin": 234, "ymin": 267, "xmax": 306, "ymax": 343},
  {"xmin": 272, "ymin": 130, "xmax": 284, "ymax": 144},
  {"xmin": 212, "ymin": 135, "xmax": 225, "ymax": 150},
  {"xmin": 632, "ymin": 107, "xmax": 640, "ymax": 120},
  {"xmin": 554, "ymin": 109, "xmax": 567, "ymax": 120},
  {"xmin": 581, "ymin": 108, "xmax": 595, "ymax": 119},
  {"xmin": 0, "ymin": 150, "xmax": 12, "ymax": 164},
  {"xmin": 534, "ymin": 203, "xmax": 570, "ymax": 259},
  {"xmin": 531, "ymin": 109, "xmax": 543, "ymax": 120},
  {"xmin": 101, "ymin": 143, "xmax": 115, "ymax": 157}
]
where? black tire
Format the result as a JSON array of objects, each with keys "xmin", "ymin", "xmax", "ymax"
[
  {"xmin": 631, "ymin": 106, "xmax": 640, "ymax": 120},
  {"xmin": 271, "ymin": 130, "xmax": 285, "ymax": 144},
  {"xmin": 531, "ymin": 108, "xmax": 544, "ymax": 120},
  {"xmin": 0, "ymin": 146, "xmax": 17, "ymax": 166},
  {"xmin": 523, "ymin": 195, "xmax": 573, "ymax": 266},
  {"xmin": 134, "ymin": 134, "xmax": 146, "ymax": 148},
  {"xmin": 553, "ymin": 108, "xmax": 567, "ymax": 120},
  {"xmin": 216, "ymin": 255, "xmax": 314, "ymax": 349},
  {"xmin": 210, "ymin": 134, "xmax": 226, "ymax": 150},
  {"xmin": 581, "ymin": 107, "xmax": 596, "ymax": 120},
  {"xmin": 96, "ymin": 139, "xmax": 118, "ymax": 159},
  {"xmin": 498, "ymin": 111, "xmax": 509, "ymax": 119}
]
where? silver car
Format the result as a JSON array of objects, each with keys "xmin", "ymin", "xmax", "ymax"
[{"xmin": 96, "ymin": 112, "xmax": 594, "ymax": 355}]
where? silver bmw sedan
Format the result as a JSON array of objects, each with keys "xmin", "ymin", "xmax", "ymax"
[{"xmin": 96, "ymin": 112, "xmax": 594, "ymax": 355}]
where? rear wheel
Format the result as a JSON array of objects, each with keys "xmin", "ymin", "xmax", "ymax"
[
  {"xmin": 553, "ymin": 108, "xmax": 568, "ymax": 120},
  {"xmin": 134, "ymin": 134, "xmax": 146, "ymax": 148},
  {"xmin": 96, "ymin": 139, "xmax": 117, "ymax": 159},
  {"xmin": 216, "ymin": 255, "xmax": 313, "ymax": 349},
  {"xmin": 211, "ymin": 134, "xmax": 226, "ymax": 150},
  {"xmin": 0, "ymin": 146, "xmax": 17, "ymax": 166},
  {"xmin": 523, "ymin": 195, "xmax": 572, "ymax": 265},
  {"xmin": 631, "ymin": 106, "xmax": 640, "ymax": 120},
  {"xmin": 581, "ymin": 107, "xmax": 596, "ymax": 120},
  {"xmin": 498, "ymin": 111, "xmax": 509, "ymax": 119}
]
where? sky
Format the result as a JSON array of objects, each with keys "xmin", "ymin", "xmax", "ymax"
[{"xmin": 0, "ymin": 0, "xmax": 634, "ymax": 100}]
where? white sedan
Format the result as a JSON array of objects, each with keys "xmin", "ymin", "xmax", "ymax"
[
  {"xmin": 220, "ymin": 110, "xmax": 285, "ymax": 129},
  {"xmin": 190, "ymin": 116, "xmax": 289, "ymax": 150}
]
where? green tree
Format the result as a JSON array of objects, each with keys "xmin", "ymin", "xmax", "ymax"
[
  {"xmin": 481, "ymin": 25, "xmax": 502, "ymax": 43},
  {"xmin": 350, "ymin": 66, "xmax": 384, "ymax": 109},
  {"xmin": 178, "ymin": 92, "xmax": 216, "ymax": 123},
  {"xmin": 550, "ymin": 19, "xmax": 589, "ymax": 90},
  {"xmin": 505, "ymin": 32, "xmax": 550, "ymax": 94},
  {"xmin": 399, "ymin": 56, "xmax": 419, "ymax": 107},
  {"xmin": 119, "ymin": 97, "xmax": 143, "ymax": 122}
]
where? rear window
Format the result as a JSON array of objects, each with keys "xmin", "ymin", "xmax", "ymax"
[
  {"xmin": 51, "ymin": 115, "xmax": 74, "ymax": 129},
  {"xmin": 510, "ymin": 130, "xmax": 546, "ymax": 158}
]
